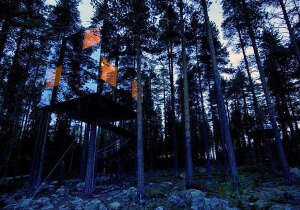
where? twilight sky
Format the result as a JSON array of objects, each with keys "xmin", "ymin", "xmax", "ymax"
[{"xmin": 45, "ymin": 0, "xmax": 243, "ymax": 67}]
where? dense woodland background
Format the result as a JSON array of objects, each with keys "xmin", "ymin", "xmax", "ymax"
[{"xmin": 0, "ymin": 0, "xmax": 300, "ymax": 198}]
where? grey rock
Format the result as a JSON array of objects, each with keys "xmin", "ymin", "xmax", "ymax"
[
  {"xmin": 15, "ymin": 198, "xmax": 31, "ymax": 208},
  {"xmin": 269, "ymin": 204, "xmax": 293, "ymax": 210},
  {"xmin": 71, "ymin": 196, "xmax": 85, "ymax": 207},
  {"xmin": 98, "ymin": 203, "xmax": 108, "ymax": 210},
  {"xmin": 290, "ymin": 168, "xmax": 300, "ymax": 179},
  {"xmin": 109, "ymin": 201, "xmax": 121, "ymax": 210},
  {"xmin": 84, "ymin": 198, "xmax": 102, "ymax": 210},
  {"xmin": 59, "ymin": 205, "xmax": 70, "ymax": 210},
  {"xmin": 41, "ymin": 203, "xmax": 55, "ymax": 210},
  {"xmin": 168, "ymin": 194, "xmax": 185, "ymax": 207},
  {"xmin": 40, "ymin": 184, "xmax": 55, "ymax": 191},
  {"xmin": 192, "ymin": 197, "xmax": 236, "ymax": 210},
  {"xmin": 183, "ymin": 189, "xmax": 205, "ymax": 201},
  {"xmin": 76, "ymin": 182, "xmax": 85, "ymax": 191},
  {"xmin": 124, "ymin": 187, "xmax": 138, "ymax": 198},
  {"xmin": 156, "ymin": 207, "xmax": 164, "ymax": 210},
  {"xmin": 36, "ymin": 197, "xmax": 51, "ymax": 204},
  {"xmin": 51, "ymin": 181, "xmax": 58, "ymax": 185},
  {"xmin": 56, "ymin": 186, "xmax": 68, "ymax": 194}
]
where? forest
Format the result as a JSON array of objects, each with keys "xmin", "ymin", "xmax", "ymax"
[{"xmin": 0, "ymin": 0, "xmax": 300, "ymax": 209}]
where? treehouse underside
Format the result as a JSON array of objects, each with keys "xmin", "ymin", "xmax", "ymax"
[{"xmin": 41, "ymin": 93, "xmax": 136, "ymax": 139}]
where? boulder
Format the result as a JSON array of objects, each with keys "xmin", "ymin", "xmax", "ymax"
[
  {"xmin": 124, "ymin": 187, "xmax": 138, "ymax": 199},
  {"xmin": 98, "ymin": 203, "xmax": 108, "ymax": 210},
  {"xmin": 183, "ymin": 189, "xmax": 205, "ymax": 201},
  {"xmin": 290, "ymin": 168, "xmax": 300, "ymax": 179},
  {"xmin": 168, "ymin": 194, "xmax": 185, "ymax": 207},
  {"xmin": 41, "ymin": 203, "xmax": 55, "ymax": 209},
  {"xmin": 59, "ymin": 205, "xmax": 70, "ymax": 210},
  {"xmin": 56, "ymin": 186, "xmax": 68, "ymax": 194},
  {"xmin": 76, "ymin": 182, "xmax": 85, "ymax": 191},
  {"xmin": 109, "ymin": 201, "xmax": 122, "ymax": 210},
  {"xmin": 192, "ymin": 197, "xmax": 236, "ymax": 210},
  {"xmin": 36, "ymin": 197, "xmax": 51, "ymax": 205},
  {"xmin": 84, "ymin": 198, "xmax": 102, "ymax": 210},
  {"xmin": 15, "ymin": 198, "xmax": 31, "ymax": 209},
  {"xmin": 71, "ymin": 196, "xmax": 85, "ymax": 207}
]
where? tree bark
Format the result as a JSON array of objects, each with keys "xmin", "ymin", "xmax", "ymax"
[
  {"xmin": 201, "ymin": 0, "xmax": 239, "ymax": 186},
  {"xmin": 80, "ymin": 124, "xmax": 90, "ymax": 180},
  {"xmin": 168, "ymin": 41, "xmax": 179, "ymax": 176},
  {"xmin": 84, "ymin": 123, "xmax": 97, "ymax": 195},
  {"xmin": 237, "ymin": 26, "xmax": 278, "ymax": 174},
  {"xmin": 179, "ymin": 0, "xmax": 193, "ymax": 183},
  {"xmin": 195, "ymin": 43, "xmax": 211, "ymax": 180},
  {"xmin": 136, "ymin": 38, "xmax": 145, "ymax": 199},
  {"xmin": 241, "ymin": 0, "xmax": 292, "ymax": 182},
  {"xmin": 33, "ymin": 38, "xmax": 67, "ymax": 189}
]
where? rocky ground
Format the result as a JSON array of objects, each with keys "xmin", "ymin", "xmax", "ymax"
[{"xmin": 0, "ymin": 167, "xmax": 300, "ymax": 209}]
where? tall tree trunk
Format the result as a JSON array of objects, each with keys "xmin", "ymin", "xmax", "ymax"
[
  {"xmin": 237, "ymin": 27, "xmax": 278, "ymax": 174},
  {"xmin": 208, "ymin": 79, "xmax": 222, "ymax": 179},
  {"xmin": 179, "ymin": 0, "xmax": 193, "ymax": 183},
  {"xmin": 33, "ymin": 38, "xmax": 67, "ymax": 189},
  {"xmin": 84, "ymin": 123, "xmax": 97, "ymax": 195},
  {"xmin": 168, "ymin": 41, "xmax": 179, "ymax": 176},
  {"xmin": 278, "ymin": 0, "xmax": 300, "ymax": 66},
  {"xmin": 287, "ymin": 93, "xmax": 299, "ymax": 131},
  {"xmin": 197, "ymin": 73, "xmax": 211, "ymax": 180},
  {"xmin": 201, "ymin": 0, "xmax": 239, "ymax": 186},
  {"xmin": 80, "ymin": 123, "xmax": 90, "ymax": 180},
  {"xmin": 241, "ymin": 0, "xmax": 292, "ymax": 182},
  {"xmin": 195, "ymin": 43, "xmax": 211, "ymax": 180},
  {"xmin": 136, "ymin": 39, "xmax": 145, "ymax": 199}
]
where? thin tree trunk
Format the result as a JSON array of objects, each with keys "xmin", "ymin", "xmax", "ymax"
[
  {"xmin": 237, "ymin": 27, "xmax": 278, "ymax": 174},
  {"xmin": 168, "ymin": 41, "xmax": 179, "ymax": 176},
  {"xmin": 208, "ymin": 79, "xmax": 222, "ymax": 179},
  {"xmin": 195, "ymin": 43, "xmax": 211, "ymax": 180},
  {"xmin": 287, "ymin": 93, "xmax": 298, "ymax": 131},
  {"xmin": 136, "ymin": 38, "xmax": 145, "ymax": 199},
  {"xmin": 80, "ymin": 123, "xmax": 90, "ymax": 180},
  {"xmin": 35, "ymin": 112, "xmax": 50, "ymax": 189},
  {"xmin": 33, "ymin": 38, "xmax": 67, "ymax": 189},
  {"xmin": 197, "ymin": 78, "xmax": 211, "ymax": 180},
  {"xmin": 201, "ymin": 0, "xmax": 239, "ymax": 186},
  {"xmin": 179, "ymin": 0, "xmax": 193, "ymax": 183}
]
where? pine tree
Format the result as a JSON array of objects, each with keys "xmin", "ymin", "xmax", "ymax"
[{"xmin": 201, "ymin": 0, "xmax": 239, "ymax": 187}]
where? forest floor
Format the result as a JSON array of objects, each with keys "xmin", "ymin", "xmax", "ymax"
[{"xmin": 0, "ymin": 166, "xmax": 300, "ymax": 209}]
